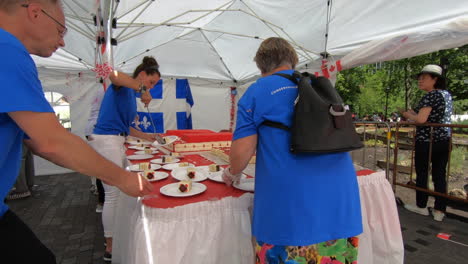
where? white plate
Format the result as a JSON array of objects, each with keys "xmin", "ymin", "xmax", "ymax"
[
  {"xmin": 150, "ymin": 158, "xmax": 180, "ymax": 164},
  {"xmin": 162, "ymin": 163, "xmax": 195, "ymax": 170},
  {"xmin": 207, "ymin": 171, "xmax": 248, "ymax": 183},
  {"xmin": 127, "ymin": 164, "xmax": 162, "ymax": 172},
  {"xmin": 128, "ymin": 141, "xmax": 153, "ymax": 146},
  {"xmin": 127, "ymin": 154, "xmax": 154, "ymax": 160},
  {"xmin": 128, "ymin": 146, "xmax": 158, "ymax": 151},
  {"xmin": 171, "ymin": 167, "xmax": 208, "ymax": 182},
  {"xmin": 152, "ymin": 136, "xmax": 179, "ymax": 147},
  {"xmin": 145, "ymin": 171, "xmax": 169, "ymax": 182},
  {"xmin": 233, "ymin": 178, "xmax": 255, "ymax": 192},
  {"xmin": 134, "ymin": 150, "xmax": 159, "ymax": 155},
  {"xmin": 160, "ymin": 182, "xmax": 207, "ymax": 197}
]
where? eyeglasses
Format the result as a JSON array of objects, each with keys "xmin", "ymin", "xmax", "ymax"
[{"xmin": 21, "ymin": 4, "xmax": 68, "ymax": 38}]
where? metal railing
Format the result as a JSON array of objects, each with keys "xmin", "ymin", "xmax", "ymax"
[
  {"xmin": 351, "ymin": 121, "xmax": 468, "ymax": 206},
  {"xmin": 352, "ymin": 121, "xmax": 392, "ymax": 179},
  {"xmin": 392, "ymin": 122, "xmax": 468, "ymax": 204}
]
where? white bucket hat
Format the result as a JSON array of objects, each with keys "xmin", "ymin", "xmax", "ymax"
[{"xmin": 417, "ymin": 64, "xmax": 443, "ymax": 77}]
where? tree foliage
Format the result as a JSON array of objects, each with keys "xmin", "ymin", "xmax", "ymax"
[{"xmin": 335, "ymin": 44, "xmax": 468, "ymax": 117}]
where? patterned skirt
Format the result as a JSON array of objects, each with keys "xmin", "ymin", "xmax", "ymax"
[{"xmin": 255, "ymin": 237, "xmax": 359, "ymax": 264}]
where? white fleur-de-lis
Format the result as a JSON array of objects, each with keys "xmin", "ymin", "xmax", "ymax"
[
  {"xmin": 132, "ymin": 116, "xmax": 142, "ymax": 130},
  {"xmin": 141, "ymin": 116, "xmax": 151, "ymax": 130}
]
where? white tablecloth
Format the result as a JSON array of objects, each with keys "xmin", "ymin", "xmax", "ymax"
[
  {"xmin": 357, "ymin": 171, "xmax": 404, "ymax": 264},
  {"xmin": 112, "ymin": 193, "xmax": 255, "ymax": 264},
  {"xmin": 112, "ymin": 169, "xmax": 403, "ymax": 264}
]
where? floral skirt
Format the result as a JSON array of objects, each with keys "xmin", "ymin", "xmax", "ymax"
[{"xmin": 255, "ymin": 237, "xmax": 359, "ymax": 264}]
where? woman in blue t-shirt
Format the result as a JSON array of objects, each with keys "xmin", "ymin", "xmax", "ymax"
[
  {"xmin": 90, "ymin": 56, "xmax": 161, "ymax": 261},
  {"xmin": 401, "ymin": 64, "xmax": 453, "ymax": 222},
  {"xmin": 222, "ymin": 38, "xmax": 362, "ymax": 264}
]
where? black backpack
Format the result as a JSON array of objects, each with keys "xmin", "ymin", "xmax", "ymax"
[{"xmin": 262, "ymin": 71, "xmax": 363, "ymax": 154}]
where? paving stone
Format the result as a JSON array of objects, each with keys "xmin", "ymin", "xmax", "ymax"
[
  {"xmin": 414, "ymin": 238, "xmax": 431, "ymax": 246},
  {"xmin": 79, "ymin": 244, "xmax": 94, "ymax": 252},
  {"xmin": 61, "ymin": 257, "xmax": 77, "ymax": 264},
  {"xmin": 404, "ymin": 243, "xmax": 418, "ymax": 253},
  {"xmin": 415, "ymin": 229, "xmax": 431, "ymax": 236}
]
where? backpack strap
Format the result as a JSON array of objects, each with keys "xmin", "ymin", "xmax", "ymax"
[
  {"xmin": 262, "ymin": 72, "xmax": 301, "ymax": 131},
  {"xmin": 261, "ymin": 120, "xmax": 290, "ymax": 131},
  {"xmin": 273, "ymin": 73, "xmax": 299, "ymax": 85}
]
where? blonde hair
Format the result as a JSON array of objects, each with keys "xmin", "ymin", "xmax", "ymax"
[{"xmin": 254, "ymin": 37, "xmax": 298, "ymax": 74}]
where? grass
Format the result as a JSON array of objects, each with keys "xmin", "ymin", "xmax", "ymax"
[
  {"xmin": 364, "ymin": 139, "xmax": 386, "ymax": 147},
  {"xmin": 450, "ymin": 146, "xmax": 466, "ymax": 174}
]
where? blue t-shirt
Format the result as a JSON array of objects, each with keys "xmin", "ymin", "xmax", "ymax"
[
  {"xmin": 0, "ymin": 29, "xmax": 54, "ymax": 217},
  {"xmin": 93, "ymin": 84, "xmax": 137, "ymax": 135},
  {"xmin": 234, "ymin": 70, "xmax": 363, "ymax": 245}
]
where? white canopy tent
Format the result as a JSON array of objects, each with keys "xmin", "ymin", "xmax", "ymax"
[{"xmin": 33, "ymin": 0, "xmax": 468, "ymax": 175}]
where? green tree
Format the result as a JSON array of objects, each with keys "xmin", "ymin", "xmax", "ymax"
[{"xmin": 336, "ymin": 44, "xmax": 468, "ymax": 116}]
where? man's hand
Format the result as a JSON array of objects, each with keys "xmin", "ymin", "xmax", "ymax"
[
  {"xmin": 222, "ymin": 167, "xmax": 242, "ymax": 186},
  {"xmin": 117, "ymin": 171, "xmax": 154, "ymax": 197},
  {"xmin": 141, "ymin": 90, "xmax": 152, "ymax": 106}
]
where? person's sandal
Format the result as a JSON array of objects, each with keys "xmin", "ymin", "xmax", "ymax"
[{"xmin": 6, "ymin": 191, "xmax": 31, "ymax": 200}]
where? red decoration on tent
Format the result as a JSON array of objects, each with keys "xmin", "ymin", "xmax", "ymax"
[
  {"xmin": 336, "ymin": 60, "xmax": 342, "ymax": 71},
  {"xmin": 229, "ymin": 87, "xmax": 237, "ymax": 132},
  {"xmin": 93, "ymin": 62, "xmax": 113, "ymax": 79},
  {"xmin": 314, "ymin": 60, "xmax": 342, "ymax": 78}
]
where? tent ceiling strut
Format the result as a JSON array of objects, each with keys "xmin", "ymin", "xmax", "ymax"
[
  {"xmin": 63, "ymin": 0, "xmax": 96, "ymax": 37},
  {"xmin": 200, "ymin": 30, "xmax": 236, "ymax": 82},
  {"xmin": 115, "ymin": 0, "xmax": 155, "ymax": 40},
  {"xmin": 117, "ymin": 1, "xmax": 232, "ymax": 42}
]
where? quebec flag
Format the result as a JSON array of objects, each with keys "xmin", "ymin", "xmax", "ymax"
[{"xmin": 132, "ymin": 78, "xmax": 194, "ymax": 133}]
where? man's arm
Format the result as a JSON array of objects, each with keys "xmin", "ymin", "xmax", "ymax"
[{"xmin": 10, "ymin": 111, "xmax": 154, "ymax": 197}]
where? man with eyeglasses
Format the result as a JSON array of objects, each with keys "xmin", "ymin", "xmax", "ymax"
[{"xmin": 0, "ymin": 1, "xmax": 154, "ymax": 263}]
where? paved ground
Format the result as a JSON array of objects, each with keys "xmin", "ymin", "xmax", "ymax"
[{"xmin": 6, "ymin": 173, "xmax": 468, "ymax": 264}]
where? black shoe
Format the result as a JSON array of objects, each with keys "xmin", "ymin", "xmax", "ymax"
[{"xmin": 103, "ymin": 252, "xmax": 112, "ymax": 262}]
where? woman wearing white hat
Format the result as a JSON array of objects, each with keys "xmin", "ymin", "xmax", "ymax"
[{"xmin": 401, "ymin": 64, "xmax": 453, "ymax": 222}]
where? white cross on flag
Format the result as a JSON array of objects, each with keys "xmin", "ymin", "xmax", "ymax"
[{"xmin": 132, "ymin": 78, "xmax": 194, "ymax": 133}]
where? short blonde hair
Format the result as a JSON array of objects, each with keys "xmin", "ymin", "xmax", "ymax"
[{"xmin": 254, "ymin": 37, "xmax": 298, "ymax": 74}]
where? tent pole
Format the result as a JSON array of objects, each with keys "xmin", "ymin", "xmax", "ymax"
[
  {"xmin": 70, "ymin": 0, "xmax": 90, "ymax": 15},
  {"xmin": 63, "ymin": 0, "xmax": 96, "ymax": 36},
  {"xmin": 115, "ymin": 0, "xmax": 153, "ymax": 20},
  {"xmin": 115, "ymin": 0, "xmax": 155, "ymax": 40},
  {"xmin": 65, "ymin": 20, "xmax": 95, "ymax": 40},
  {"xmin": 323, "ymin": 0, "xmax": 333, "ymax": 54},
  {"xmin": 200, "ymin": 30, "xmax": 236, "ymax": 82},
  {"xmin": 116, "ymin": 30, "xmax": 197, "ymax": 66},
  {"xmin": 240, "ymin": 1, "xmax": 317, "ymax": 60},
  {"xmin": 117, "ymin": 1, "xmax": 233, "ymax": 41}
]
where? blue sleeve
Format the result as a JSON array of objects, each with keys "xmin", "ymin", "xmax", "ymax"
[
  {"xmin": 0, "ymin": 44, "xmax": 53, "ymax": 114},
  {"xmin": 233, "ymin": 84, "xmax": 258, "ymax": 140}
]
